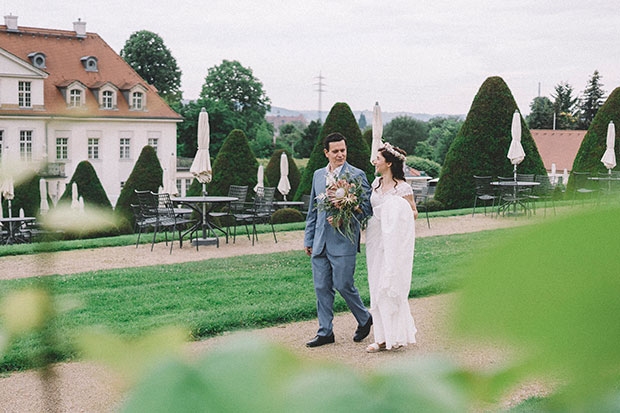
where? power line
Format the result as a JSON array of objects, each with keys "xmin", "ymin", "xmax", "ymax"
[{"xmin": 314, "ymin": 72, "xmax": 326, "ymax": 122}]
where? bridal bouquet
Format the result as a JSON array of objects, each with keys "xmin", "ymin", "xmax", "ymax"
[{"xmin": 315, "ymin": 172, "xmax": 368, "ymax": 243}]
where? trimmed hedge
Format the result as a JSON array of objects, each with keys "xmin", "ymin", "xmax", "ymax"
[
  {"xmin": 406, "ymin": 156, "xmax": 441, "ymax": 178},
  {"xmin": 569, "ymin": 87, "xmax": 620, "ymax": 192},
  {"xmin": 59, "ymin": 161, "xmax": 112, "ymax": 210},
  {"xmin": 295, "ymin": 102, "xmax": 374, "ymax": 200},
  {"xmin": 1, "ymin": 174, "xmax": 47, "ymax": 217},
  {"xmin": 207, "ymin": 129, "xmax": 258, "ymax": 196},
  {"xmin": 434, "ymin": 76, "xmax": 546, "ymax": 209},
  {"xmin": 362, "ymin": 128, "xmax": 372, "ymax": 149},
  {"xmin": 115, "ymin": 145, "xmax": 163, "ymax": 231},
  {"xmin": 271, "ymin": 207, "xmax": 304, "ymax": 224},
  {"xmin": 265, "ymin": 149, "xmax": 300, "ymax": 200}
]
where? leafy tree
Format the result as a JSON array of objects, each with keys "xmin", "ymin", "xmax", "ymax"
[
  {"xmin": 115, "ymin": 146, "xmax": 163, "ymax": 231},
  {"xmin": 120, "ymin": 30, "xmax": 182, "ymax": 104},
  {"xmin": 296, "ymin": 120, "xmax": 321, "ymax": 159},
  {"xmin": 577, "ymin": 70, "xmax": 606, "ymax": 129},
  {"xmin": 406, "ymin": 156, "xmax": 441, "ymax": 178},
  {"xmin": 383, "ymin": 116, "xmax": 429, "ymax": 155},
  {"xmin": 59, "ymin": 161, "xmax": 112, "ymax": 209},
  {"xmin": 172, "ymin": 98, "xmax": 241, "ymax": 158},
  {"xmin": 552, "ymin": 82, "xmax": 579, "ymax": 129},
  {"xmin": 434, "ymin": 76, "xmax": 547, "ymax": 209},
  {"xmin": 412, "ymin": 117, "xmax": 462, "ymax": 165},
  {"xmin": 207, "ymin": 129, "xmax": 258, "ymax": 196},
  {"xmin": 264, "ymin": 149, "xmax": 301, "ymax": 200},
  {"xmin": 200, "ymin": 60, "xmax": 271, "ymax": 139},
  {"xmin": 248, "ymin": 121, "xmax": 278, "ymax": 159},
  {"xmin": 358, "ymin": 113, "xmax": 367, "ymax": 129},
  {"xmin": 277, "ymin": 123, "xmax": 303, "ymax": 157},
  {"xmin": 295, "ymin": 102, "xmax": 373, "ymax": 200},
  {"xmin": 526, "ymin": 96, "xmax": 554, "ymax": 129},
  {"xmin": 570, "ymin": 86, "xmax": 620, "ymax": 190},
  {"xmin": 413, "ymin": 140, "xmax": 434, "ymax": 161}
]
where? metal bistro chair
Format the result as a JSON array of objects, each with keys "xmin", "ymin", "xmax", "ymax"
[
  {"xmin": 496, "ymin": 176, "xmax": 528, "ymax": 217},
  {"xmin": 232, "ymin": 186, "xmax": 277, "ymax": 246},
  {"xmin": 410, "ymin": 181, "xmax": 430, "ymax": 228},
  {"xmin": 571, "ymin": 172, "xmax": 596, "ymax": 206},
  {"xmin": 472, "ymin": 175, "xmax": 498, "ymax": 217},
  {"xmin": 528, "ymin": 175, "xmax": 556, "ymax": 217},
  {"xmin": 209, "ymin": 185, "xmax": 248, "ymax": 243}
]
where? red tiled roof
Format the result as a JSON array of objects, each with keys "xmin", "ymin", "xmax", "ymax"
[
  {"xmin": 0, "ymin": 25, "xmax": 181, "ymax": 120},
  {"xmin": 530, "ymin": 129, "xmax": 587, "ymax": 171}
]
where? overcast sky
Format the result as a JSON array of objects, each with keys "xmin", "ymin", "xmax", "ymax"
[{"xmin": 4, "ymin": 0, "xmax": 619, "ymax": 116}]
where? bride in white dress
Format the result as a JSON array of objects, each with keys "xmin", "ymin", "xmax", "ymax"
[{"xmin": 365, "ymin": 143, "xmax": 418, "ymax": 352}]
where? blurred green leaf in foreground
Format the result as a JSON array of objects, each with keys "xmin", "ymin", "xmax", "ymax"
[{"xmin": 454, "ymin": 204, "xmax": 620, "ymax": 409}]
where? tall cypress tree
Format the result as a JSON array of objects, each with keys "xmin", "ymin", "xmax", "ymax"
[
  {"xmin": 295, "ymin": 102, "xmax": 373, "ymax": 200},
  {"xmin": 578, "ymin": 70, "xmax": 606, "ymax": 129},
  {"xmin": 59, "ymin": 161, "xmax": 112, "ymax": 209},
  {"xmin": 434, "ymin": 76, "xmax": 547, "ymax": 209},
  {"xmin": 570, "ymin": 86, "xmax": 620, "ymax": 189},
  {"xmin": 207, "ymin": 129, "xmax": 258, "ymax": 196}
]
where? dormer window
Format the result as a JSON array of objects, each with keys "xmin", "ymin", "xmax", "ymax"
[
  {"xmin": 102, "ymin": 90, "xmax": 113, "ymax": 109},
  {"xmin": 131, "ymin": 92, "xmax": 143, "ymax": 110},
  {"xmin": 28, "ymin": 52, "xmax": 46, "ymax": 69},
  {"xmin": 80, "ymin": 56, "xmax": 98, "ymax": 72},
  {"xmin": 69, "ymin": 89, "xmax": 82, "ymax": 107}
]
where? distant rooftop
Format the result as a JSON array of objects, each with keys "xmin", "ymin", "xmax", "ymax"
[{"xmin": 530, "ymin": 129, "xmax": 587, "ymax": 171}]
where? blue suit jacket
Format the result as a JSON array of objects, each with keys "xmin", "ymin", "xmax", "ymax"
[{"xmin": 304, "ymin": 162, "xmax": 372, "ymax": 257}]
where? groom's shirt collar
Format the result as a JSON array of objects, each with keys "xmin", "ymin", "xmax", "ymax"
[{"xmin": 327, "ymin": 164, "xmax": 344, "ymax": 177}]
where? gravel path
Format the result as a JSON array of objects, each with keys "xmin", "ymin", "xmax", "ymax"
[{"xmin": 0, "ymin": 214, "xmax": 549, "ymax": 412}]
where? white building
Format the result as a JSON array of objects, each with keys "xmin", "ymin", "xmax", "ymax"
[{"xmin": 0, "ymin": 16, "xmax": 182, "ymax": 206}]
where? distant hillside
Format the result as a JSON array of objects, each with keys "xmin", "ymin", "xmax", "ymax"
[{"xmin": 268, "ymin": 106, "xmax": 463, "ymax": 124}]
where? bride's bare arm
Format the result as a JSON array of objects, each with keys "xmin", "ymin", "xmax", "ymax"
[{"xmin": 402, "ymin": 194, "xmax": 418, "ymax": 219}]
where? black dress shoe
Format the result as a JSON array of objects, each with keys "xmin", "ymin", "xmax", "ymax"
[
  {"xmin": 353, "ymin": 315, "xmax": 373, "ymax": 342},
  {"xmin": 306, "ymin": 333, "xmax": 335, "ymax": 347}
]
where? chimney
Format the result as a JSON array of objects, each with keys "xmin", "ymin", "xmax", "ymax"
[
  {"xmin": 4, "ymin": 14, "xmax": 18, "ymax": 31},
  {"xmin": 73, "ymin": 18, "xmax": 86, "ymax": 37}
]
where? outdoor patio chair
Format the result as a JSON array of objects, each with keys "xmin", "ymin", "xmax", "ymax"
[
  {"xmin": 528, "ymin": 175, "xmax": 556, "ymax": 217},
  {"xmin": 232, "ymin": 186, "xmax": 277, "ymax": 246},
  {"xmin": 301, "ymin": 194, "xmax": 312, "ymax": 217},
  {"xmin": 496, "ymin": 176, "xmax": 528, "ymax": 217},
  {"xmin": 570, "ymin": 172, "xmax": 596, "ymax": 206},
  {"xmin": 208, "ymin": 185, "xmax": 248, "ymax": 243},
  {"xmin": 410, "ymin": 181, "xmax": 430, "ymax": 228},
  {"xmin": 472, "ymin": 175, "xmax": 497, "ymax": 217}
]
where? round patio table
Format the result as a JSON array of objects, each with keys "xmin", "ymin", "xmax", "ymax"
[
  {"xmin": 0, "ymin": 216, "xmax": 36, "ymax": 245},
  {"xmin": 273, "ymin": 201, "xmax": 304, "ymax": 209},
  {"xmin": 171, "ymin": 196, "xmax": 238, "ymax": 247},
  {"xmin": 490, "ymin": 181, "xmax": 539, "ymax": 216}
]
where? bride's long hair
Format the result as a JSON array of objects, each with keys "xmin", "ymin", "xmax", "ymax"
[{"xmin": 376, "ymin": 145, "xmax": 407, "ymax": 190}]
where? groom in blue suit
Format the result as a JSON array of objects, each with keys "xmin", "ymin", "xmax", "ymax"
[{"xmin": 304, "ymin": 132, "xmax": 373, "ymax": 347}]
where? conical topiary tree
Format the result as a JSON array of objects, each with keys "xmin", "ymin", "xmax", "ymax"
[
  {"xmin": 362, "ymin": 128, "xmax": 372, "ymax": 149},
  {"xmin": 264, "ymin": 149, "xmax": 301, "ymax": 200},
  {"xmin": 434, "ymin": 76, "xmax": 547, "ymax": 209},
  {"xmin": 207, "ymin": 129, "xmax": 258, "ymax": 196},
  {"xmin": 59, "ymin": 161, "xmax": 112, "ymax": 210},
  {"xmin": 1, "ymin": 174, "xmax": 47, "ymax": 217},
  {"xmin": 295, "ymin": 102, "xmax": 374, "ymax": 200},
  {"xmin": 568, "ymin": 86, "xmax": 620, "ymax": 192},
  {"xmin": 115, "ymin": 145, "xmax": 163, "ymax": 230}
]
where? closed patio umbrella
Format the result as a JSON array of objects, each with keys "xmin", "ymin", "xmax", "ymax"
[
  {"xmin": 0, "ymin": 177, "xmax": 14, "ymax": 218},
  {"xmin": 277, "ymin": 152, "xmax": 291, "ymax": 200},
  {"xmin": 190, "ymin": 108, "xmax": 212, "ymax": 195},
  {"xmin": 254, "ymin": 165, "xmax": 264, "ymax": 193},
  {"xmin": 601, "ymin": 121, "xmax": 616, "ymax": 171},
  {"xmin": 162, "ymin": 153, "xmax": 178, "ymax": 195},
  {"xmin": 39, "ymin": 178, "xmax": 49, "ymax": 215},
  {"xmin": 370, "ymin": 102, "xmax": 383, "ymax": 164},
  {"xmin": 563, "ymin": 168, "xmax": 569, "ymax": 186},
  {"xmin": 0, "ymin": 193, "xmax": 3, "ymax": 218},
  {"xmin": 79, "ymin": 196, "xmax": 85, "ymax": 213},
  {"xmin": 507, "ymin": 110, "xmax": 526, "ymax": 180},
  {"xmin": 71, "ymin": 182, "xmax": 79, "ymax": 210}
]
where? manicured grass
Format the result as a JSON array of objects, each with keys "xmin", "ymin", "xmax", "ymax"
[{"xmin": 0, "ymin": 228, "xmax": 514, "ymax": 372}]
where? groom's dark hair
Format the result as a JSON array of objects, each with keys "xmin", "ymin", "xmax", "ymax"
[{"xmin": 324, "ymin": 132, "xmax": 347, "ymax": 151}]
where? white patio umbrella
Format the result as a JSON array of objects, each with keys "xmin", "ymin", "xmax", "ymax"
[
  {"xmin": 39, "ymin": 178, "xmax": 49, "ymax": 215},
  {"xmin": 0, "ymin": 177, "xmax": 14, "ymax": 218},
  {"xmin": 370, "ymin": 102, "xmax": 383, "ymax": 164},
  {"xmin": 563, "ymin": 168, "xmax": 569, "ymax": 186},
  {"xmin": 19, "ymin": 207, "xmax": 25, "ymax": 228},
  {"xmin": 57, "ymin": 181, "xmax": 66, "ymax": 206},
  {"xmin": 254, "ymin": 164, "xmax": 264, "ymax": 193},
  {"xmin": 0, "ymin": 193, "xmax": 3, "ymax": 219},
  {"xmin": 71, "ymin": 182, "xmax": 79, "ymax": 210},
  {"xmin": 162, "ymin": 153, "xmax": 178, "ymax": 195},
  {"xmin": 190, "ymin": 108, "xmax": 213, "ymax": 195},
  {"xmin": 277, "ymin": 152, "xmax": 291, "ymax": 200},
  {"xmin": 601, "ymin": 121, "xmax": 616, "ymax": 171},
  {"xmin": 507, "ymin": 110, "xmax": 526, "ymax": 180},
  {"xmin": 79, "ymin": 196, "xmax": 85, "ymax": 213},
  {"xmin": 551, "ymin": 163, "xmax": 557, "ymax": 185}
]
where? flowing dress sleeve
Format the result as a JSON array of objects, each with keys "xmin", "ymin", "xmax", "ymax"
[{"xmin": 396, "ymin": 182, "xmax": 413, "ymax": 197}]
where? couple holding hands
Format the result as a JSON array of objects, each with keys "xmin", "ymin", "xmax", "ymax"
[{"xmin": 304, "ymin": 132, "xmax": 418, "ymax": 353}]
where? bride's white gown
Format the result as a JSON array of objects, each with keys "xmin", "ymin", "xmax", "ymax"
[{"xmin": 366, "ymin": 178, "xmax": 417, "ymax": 349}]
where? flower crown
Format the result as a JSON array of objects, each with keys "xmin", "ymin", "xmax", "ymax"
[{"xmin": 380, "ymin": 142, "xmax": 406, "ymax": 162}]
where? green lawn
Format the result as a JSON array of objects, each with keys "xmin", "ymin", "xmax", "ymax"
[{"xmin": 0, "ymin": 228, "xmax": 514, "ymax": 372}]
